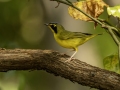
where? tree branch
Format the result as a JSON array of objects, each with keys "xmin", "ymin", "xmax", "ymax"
[{"xmin": 0, "ymin": 49, "xmax": 120, "ymax": 90}]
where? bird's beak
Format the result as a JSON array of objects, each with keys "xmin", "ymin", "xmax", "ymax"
[{"xmin": 44, "ymin": 23, "xmax": 49, "ymax": 26}]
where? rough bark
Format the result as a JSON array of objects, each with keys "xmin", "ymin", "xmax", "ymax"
[{"xmin": 0, "ymin": 49, "xmax": 120, "ymax": 90}]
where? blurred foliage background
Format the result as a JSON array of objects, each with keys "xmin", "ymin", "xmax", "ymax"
[{"xmin": 0, "ymin": 0, "xmax": 119, "ymax": 90}]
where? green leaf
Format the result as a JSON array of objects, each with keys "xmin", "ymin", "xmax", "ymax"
[
  {"xmin": 103, "ymin": 53, "xmax": 120, "ymax": 74},
  {"xmin": 107, "ymin": 5, "xmax": 120, "ymax": 18}
]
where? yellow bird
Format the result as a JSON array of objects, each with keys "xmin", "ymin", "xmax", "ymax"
[{"xmin": 45, "ymin": 22, "xmax": 102, "ymax": 62}]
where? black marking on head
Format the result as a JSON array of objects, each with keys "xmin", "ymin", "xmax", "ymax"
[{"xmin": 49, "ymin": 23, "xmax": 58, "ymax": 34}]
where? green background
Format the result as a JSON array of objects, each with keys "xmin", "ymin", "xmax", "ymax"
[{"xmin": 0, "ymin": 0, "xmax": 118, "ymax": 90}]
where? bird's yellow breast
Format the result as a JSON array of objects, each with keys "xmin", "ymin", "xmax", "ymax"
[{"xmin": 54, "ymin": 34, "xmax": 85, "ymax": 50}]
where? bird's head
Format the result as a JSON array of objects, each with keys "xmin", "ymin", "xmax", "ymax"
[{"xmin": 44, "ymin": 22, "xmax": 65, "ymax": 34}]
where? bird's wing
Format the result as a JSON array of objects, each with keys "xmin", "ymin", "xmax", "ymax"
[{"xmin": 58, "ymin": 31, "xmax": 93, "ymax": 40}]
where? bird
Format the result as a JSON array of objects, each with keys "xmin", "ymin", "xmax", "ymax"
[{"xmin": 44, "ymin": 22, "xmax": 102, "ymax": 62}]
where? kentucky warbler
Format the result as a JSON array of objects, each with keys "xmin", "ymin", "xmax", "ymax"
[{"xmin": 45, "ymin": 22, "xmax": 102, "ymax": 62}]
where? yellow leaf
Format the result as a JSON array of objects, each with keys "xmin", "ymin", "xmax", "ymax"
[{"xmin": 68, "ymin": 0, "xmax": 109, "ymax": 21}]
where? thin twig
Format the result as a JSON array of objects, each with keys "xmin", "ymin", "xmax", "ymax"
[
  {"xmin": 119, "ymin": 45, "xmax": 120, "ymax": 73},
  {"xmin": 103, "ymin": 26, "xmax": 119, "ymax": 46}
]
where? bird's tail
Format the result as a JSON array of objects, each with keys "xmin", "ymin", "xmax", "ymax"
[{"xmin": 86, "ymin": 32, "xmax": 103, "ymax": 41}]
